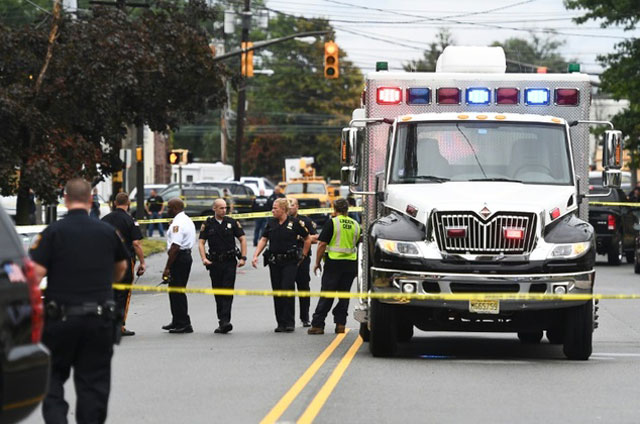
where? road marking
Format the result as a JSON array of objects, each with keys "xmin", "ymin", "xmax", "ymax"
[
  {"xmin": 593, "ymin": 352, "xmax": 640, "ymax": 358},
  {"xmin": 297, "ymin": 335, "xmax": 364, "ymax": 424},
  {"xmin": 260, "ymin": 330, "xmax": 349, "ymax": 424}
]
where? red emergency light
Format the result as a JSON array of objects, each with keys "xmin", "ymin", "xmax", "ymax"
[
  {"xmin": 550, "ymin": 208, "xmax": 561, "ymax": 220},
  {"xmin": 446, "ymin": 227, "xmax": 467, "ymax": 238},
  {"xmin": 437, "ymin": 88, "xmax": 461, "ymax": 105},
  {"xmin": 555, "ymin": 88, "xmax": 579, "ymax": 106},
  {"xmin": 607, "ymin": 214, "xmax": 616, "ymax": 230},
  {"xmin": 495, "ymin": 88, "xmax": 519, "ymax": 105},
  {"xmin": 503, "ymin": 228, "xmax": 524, "ymax": 240},
  {"xmin": 377, "ymin": 87, "xmax": 402, "ymax": 105}
]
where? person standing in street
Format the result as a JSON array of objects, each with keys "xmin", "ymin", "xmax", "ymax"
[
  {"xmin": 145, "ymin": 189, "xmax": 165, "ymax": 237},
  {"xmin": 252, "ymin": 198, "xmax": 310, "ymax": 332},
  {"xmin": 308, "ymin": 198, "xmax": 361, "ymax": 335},
  {"xmin": 252, "ymin": 189, "xmax": 269, "ymax": 246},
  {"xmin": 30, "ymin": 178, "xmax": 129, "ymax": 424},
  {"xmin": 288, "ymin": 197, "xmax": 318, "ymax": 327},
  {"xmin": 162, "ymin": 198, "xmax": 196, "ymax": 334},
  {"xmin": 102, "ymin": 192, "xmax": 146, "ymax": 337},
  {"xmin": 90, "ymin": 187, "xmax": 101, "ymax": 219},
  {"xmin": 198, "ymin": 198, "xmax": 247, "ymax": 334},
  {"xmin": 265, "ymin": 185, "xmax": 285, "ymax": 212}
]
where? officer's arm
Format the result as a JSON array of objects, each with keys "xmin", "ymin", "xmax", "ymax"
[
  {"xmin": 165, "ymin": 243, "xmax": 181, "ymax": 271},
  {"xmin": 238, "ymin": 235, "xmax": 247, "ymax": 258},
  {"xmin": 314, "ymin": 241, "xmax": 328, "ymax": 272},
  {"xmin": 114, "ymin": 259, "xmax": 127, "ymax": 282},
  {"xmin": 132, "ymin": 240, "xmax": 145, "ymax": 266},
  {"xmin": 251, "ymin": 237, "xmax": 268, "ymax": 268},
  {"xmin": 302, "ymin": 234, "xmax": 311, "ymax": 257},
  {"xmin": 32, "ymin": 262, "xmax": 47, "ymax": 284},
  {"xmin": 198, "ymin": 239, "xmax": 209, "ymax": 264}
]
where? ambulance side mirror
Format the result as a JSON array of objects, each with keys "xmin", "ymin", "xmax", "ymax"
[
  {"xmin": 341, "ymin": 127, "xmax": 360, "ymax": 186},
  {"xmin": 602, "ymin": 130, "xmax": 623, "ymax": 189}
]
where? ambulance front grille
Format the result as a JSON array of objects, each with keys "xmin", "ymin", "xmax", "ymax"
[{"xmin": 432, "ymin": 211, "xmax": 537, "ymax": 254}]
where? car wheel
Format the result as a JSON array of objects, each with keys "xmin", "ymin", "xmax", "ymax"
[
  {"xmin": 517, "ymin": 331, "xmax": 543, "ymax": 344},
  {"xmin": 563, "ymin": 301, "xmax": 593, "ymax": 360},
  {"xmin": 607, "ymin": 237, "xmax": 623, "ymax": 265},
  {"xmin": 369, "ymin": 299, "xmax": 398, "ymax": 357}
]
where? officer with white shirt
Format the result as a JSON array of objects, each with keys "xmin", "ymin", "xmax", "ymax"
[{"xmin": 162, "ymin": 198, "xmax": 196, "ymax": 334}]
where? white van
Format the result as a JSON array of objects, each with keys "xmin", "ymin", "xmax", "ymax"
[{"xmin": 239, "ymin": 176, "xmax": 275, "ymax": 196}]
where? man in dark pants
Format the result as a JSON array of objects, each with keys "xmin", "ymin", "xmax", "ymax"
[
  {"xmin": 30, "ymin": 178, "xmax": 128, "ymax": 424},
  {"xmin": 198, "ymin": 198, "xmax": 247, "ymax": 333},
  {"xmin": 162, "ymin": 198, "xmax": 196, "ymax": 333},
  {"xmin": 145, "ymin": 188, "xmax": 165, "ymax": 237},
  {"xmin": 308, "ymin": 198, "xmax": 361, "ymax": 335},
  {"xmin": 102, "ymin": 192, "xmax": 146, "ymax": 336},
  {"xmin": 252, "ymin": 198, "xmax": 310, "ymax": 332},
  {"xmin": 288, "ymin": 197, "xmax": 318, "ymax": 327}
]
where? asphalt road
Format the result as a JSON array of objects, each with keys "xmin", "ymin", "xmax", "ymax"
[{"xmin": 22, "ymin": 226, "xmax": 640, "ymax": 423}]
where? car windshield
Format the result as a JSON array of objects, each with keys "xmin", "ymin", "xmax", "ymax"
[
  {"xmin": 285, "ymin": 183, "xmax": 326, "ymax": 194},
  {"xmin": 390, "ymin": 121, "xmax": 573, "ymax": 185}
]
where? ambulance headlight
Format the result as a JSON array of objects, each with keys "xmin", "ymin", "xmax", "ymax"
[
  {"xmin": 377, "ymin": 239, "xmax": 421, "ymax": 257},
  {"xmin": 547, "ymin": 242, "xmax": 590, "ymax": 259}
]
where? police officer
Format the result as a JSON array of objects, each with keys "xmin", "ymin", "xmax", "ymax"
[
  {"xmin": 162, "ymin": 198, "xmax": 196, "ymax": 333},
  {"xmin": 288, "ymin": 197, "xmax": 318, "ymax": 327},
  {"xmin": 30, "ymin": 178, "xmax": 129, "ymax": 424},
  {"xmin": 308, "ymin": 198, "xmax": 361, "ymax": 335},
  {"xmin": 198, "ymin": 198, "xmax": 247, "ymax": 334},
  {"xmin": 102, "ymin": 192, "xmax": 146, "ymax": 336},
  {"xmin": 252, "ymin": 198, "xmax": 310, "ymax": 332}
]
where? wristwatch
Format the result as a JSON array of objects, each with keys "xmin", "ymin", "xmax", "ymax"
[{"xmin": 240, "ymin": 256, "xmax": 247, "ymax": 260}]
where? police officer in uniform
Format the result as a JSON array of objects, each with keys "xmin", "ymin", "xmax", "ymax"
[
  {"xmin": 287, "ymin": 197, "xmax": 318, "ymax": 327},
  {"xmin": 102, "ymin": 192, "xmax": 146, "ymax": 336},
  {"xmin": 30, "ymin": 178, "xmax": 129, "ymax": 424},
  {"xmin": 252, "ymin": 198, "xmax": 310, "ymax": 332},
  {"xmin": 162, "ymin": 198, "xmax": 196, "ymax": 333},
  {"xmin": 308, "ymin": 198, "xmax": 361, "ymax": 335},
  {"xmin": 198, "ymin": 198, "xmax": 247, "ymax": 334}
]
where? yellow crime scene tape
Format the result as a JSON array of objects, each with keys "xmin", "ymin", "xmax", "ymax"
[
  {"xmin": 136, "ymin": 207, "xmax": 364, "ymax": 224},
  {"xmin": 589, "ymin": 201, "xmax": 640, "ymax": 207},
  {"xmin": 112, "ymin": 283, "xmax": 640, "ymax": 301}
]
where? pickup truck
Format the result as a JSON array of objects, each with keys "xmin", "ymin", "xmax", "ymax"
[{"xmin": 588, "ymin": 185, "xmax": 637, "ymax": 265}]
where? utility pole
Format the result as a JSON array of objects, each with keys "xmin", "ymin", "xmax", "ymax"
[
  {"xmin": 234, "ymin": 0, "xmax": 250, "ymax": 181},
  {"xmin": 135, "ymin": 126, "xmax": 145, "ymax": 221}
]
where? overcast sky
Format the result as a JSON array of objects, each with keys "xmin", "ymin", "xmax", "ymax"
[{"xmin": 264, "ymin": 0, "xmax": 640, "ymax": 75}]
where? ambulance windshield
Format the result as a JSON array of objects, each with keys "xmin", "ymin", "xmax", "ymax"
[{"xmin": 390, "ymin": 121, "xmax": 573, "ymax": 186}]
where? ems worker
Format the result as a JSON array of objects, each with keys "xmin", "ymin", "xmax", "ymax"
[
  {"xmin": 252, "ymin": 198, "xmax": 310, "ymax": 332},
  {"xmin": 288, "ymin": 197, "xmax": 318, "ymax": 327},
  {"xmin": 198, "ymin": 198, "xmax": 247, "ymax": 334},
  {"xmin": 30, "ymin": 178, "xmax": 129, "ymax": 424},
  {"xmin": 308, "ymin": 198, "xmax": 360, "ymax": 335},
  {"xmin": 162, "ymin": 198, "xmax": 196, "ymax": 334}
]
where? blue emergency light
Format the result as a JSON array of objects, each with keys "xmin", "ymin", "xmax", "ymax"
[
  {"xmin": 466, "ymin": 88, "xmax": 491, "ymax": 105},
  {"xmin": 407, "ymin": 88, "xmax": 430, "ymax": 105},
  {"xmin": 524, "ymin": 88, "xmax": 550, "ymax": 106}
]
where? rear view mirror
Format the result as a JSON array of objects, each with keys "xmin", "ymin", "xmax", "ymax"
[
  {"xmin": 602, "ymin": 169, "xmax": 622, "ymax": 189},
  {"xmin": 340, "ymin": 127, "xmax": 361, "ymax": 186},
  {"xmin": 603, "ymin": 130, "xmax": 623, "ymax": 170}
]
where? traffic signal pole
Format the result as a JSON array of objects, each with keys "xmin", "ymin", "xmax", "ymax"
[
  {"xmin": 234, "ymin": 0, "xmax": 250, "ymax": 181},
  {"xmin": 136, "ymin": 125, "xmax": 145, "ymax": 221}
]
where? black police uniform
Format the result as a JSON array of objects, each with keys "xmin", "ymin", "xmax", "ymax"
[
  {"xmin": 311, "ymin": 218, "xmax": 358, "ymax": 328},
  {"xmin": 101, "ymin": 208, "xmax": 143, "ymax": 328},
  {"xmin": 200, "ymin": 216, "xmax": 245, "ymax": 327},
  {"xmin": 292, "ymin": 214, "xmax": 317, "ymax": 324},
  {"xmin": 262, "ymin": 216, "xmax": 308, "ymax": 330},
  {"xmin": 30, "ymin": 209, "xmax": 129, "ymax": 424}
]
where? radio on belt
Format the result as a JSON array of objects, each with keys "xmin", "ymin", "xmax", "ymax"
[{"xmin": 341, "ymin": 45, "xmax": 624, "ymax": 360}]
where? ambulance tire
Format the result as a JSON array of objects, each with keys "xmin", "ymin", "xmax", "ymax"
[
  {"xmin": 359, "ymin": 322, "xmax": 370, "ymax": 342},
  {"xmin": 607, "ymin": 237, "xmax": 622, "ymax": 265},
  {"xmin": 369, "ymin": 300, "xmax": 398, "ymax": 357},
  {"xmin": 517, "ymin": 331, "xmax": 543, "ymax": 344},
  {"xmin": 563, "ymin": 301, "xmax": 593, "ymax": 360}
]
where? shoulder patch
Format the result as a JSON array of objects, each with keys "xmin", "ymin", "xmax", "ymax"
[
  {"xmin": 299, "ymin": 220, "xmax": 306, "ymax": 228},
  {"xmin": 200, "ymin": 223, "xmax": 206, "ymax": 232},
  {"xmin": 312, "ymin": 221, "xmax": 317, "ymax": 229},
  {"xmin": 173, "ymin": 225, "xmax": 179, "ymax": 233},
  {"xmin": 236, "ymin": 221, "xmax": 242, "ymax": 229},
  {"xmin": 30, "ymin": 233, "xmax": 42, "ymax": 250}
]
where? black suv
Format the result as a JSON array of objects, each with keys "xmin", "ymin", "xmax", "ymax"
[
  {"xmin": 0, "ymin": 206, "xmax": 49, "ymax": 423},
  {"xmin": 588, "ymin": 183, "xmax": 637, "ymax": 265},
  {"xmin": 192, "ymin": 181, "xmax": 256, "ymax": 214}
]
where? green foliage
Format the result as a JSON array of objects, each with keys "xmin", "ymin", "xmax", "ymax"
[
  {"xmin": 565, "ymin": 0, "xmax": 640, "ymax": 30},
  {"xmin": 0, "ymin": 0, "xmax": 226, "ymax": 223},
  {"xmin": 492, "ymin": 34, "xmax": 570, "ymax": 73},
  {"xmin": 403, "ymin": 29, "xmax": 453, "ymax": 72}
]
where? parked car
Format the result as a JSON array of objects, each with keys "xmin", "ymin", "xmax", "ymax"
[
  {"xmin": 128, "ymin": 184, "xmax": 168, "ymax": 202},
  {"xmin": 240, "ymin": 176, "xmax": 276, "ymax": 197},
  {"xmin": 0, "ymin": 206, "xmax": 49, "ymax": 424},
  {"xmin": 589, "ymin": 170, "xmax": 632, "ymax": 193},
  {"xmin": 159, "ymin": 185, "xmax": 225, "ymax": 218},
  {"xmin": 588, "ymin": 181, "xmax": 637, "ymax": 265},
  {"xmin": 192, "ymin": 181, "xmax": 256, "ymax": 214}
]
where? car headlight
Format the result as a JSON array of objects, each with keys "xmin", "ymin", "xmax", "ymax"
[
  {"xmin": 377, "ymin": 238, "xmax": 421, "ymax": 257},
  {"xmin": 547, "ymin": 241, "xmax": 591, "ymax": 259}
]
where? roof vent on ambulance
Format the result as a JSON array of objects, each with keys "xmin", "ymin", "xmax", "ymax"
[{"xmin": 435, "ymin": 46, "xmax": 507, "ymax": 74}]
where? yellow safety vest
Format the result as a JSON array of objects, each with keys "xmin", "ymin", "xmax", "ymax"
[{"xmin": 327, "ymin": 215, "xmax": 360, "ymax": 261}]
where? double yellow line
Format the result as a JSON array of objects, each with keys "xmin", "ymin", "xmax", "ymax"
[{"xmin": 260, "ymin": 330, "xmax": 363, "ymax": 424}]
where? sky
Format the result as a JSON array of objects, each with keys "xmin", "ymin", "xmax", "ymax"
[{"xmin": 263, "ymin": 0, "xmax": 640, "ymax": 75}]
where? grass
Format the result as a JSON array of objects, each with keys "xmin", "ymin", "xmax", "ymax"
[{"xmin": 140, "ymin": 238, "xmax": 166, "ymax": 257}]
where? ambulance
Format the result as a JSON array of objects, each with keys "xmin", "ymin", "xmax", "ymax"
[{"xmin": 341, "ymin": 46, "xmax": 624, "ymax": 359}]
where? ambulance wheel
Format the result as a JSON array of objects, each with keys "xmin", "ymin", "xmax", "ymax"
[
  {"xmin": 359, "ymin": 322, "xmax": 370, "ymax": 342},
  {"xmin": 563, "ymin": 301, "xmax": 593, "ymax": 360},
  {"xmin": 517, "ymin": 331, "xmax": 543, "ymax": 344},
  {"xmin": 607, "ymin": 237, "xmax": 623, "ymax": 265},
  {"xmin": 369, "ymin": 300, "xmax": 398, "ymax": 357}
]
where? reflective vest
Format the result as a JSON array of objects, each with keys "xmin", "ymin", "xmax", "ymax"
[{"xmin": 327, "ymin": 215, "xmax": 360, "ymax": 261}]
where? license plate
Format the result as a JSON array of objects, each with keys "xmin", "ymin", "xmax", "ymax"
[{"xmin": 469, "ymin": 300, "xmax": 500, "ymax": 314}]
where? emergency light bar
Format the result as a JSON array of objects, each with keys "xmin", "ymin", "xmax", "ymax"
[
  {"xmin": 377, "ymin": 87, "xmax": 402, "ymax": 105},
  {"xmin": 466, "ymin": 88, "xmax": 491, "ymax": 105},
  {"xmin": 524, "ymin": 88, "xmax": 550, "ymax": 105},
  {"xmin": 407, "ymin": 88, "xmax": 431, "ymax": 105},
  {"xmin": 437, "ymin": 88, "xmax": 460, "ymax": 105},
  {"xmin": 495, "ymin": 88, "xmax": 519, "ymax": 105},
  {"xmin": 555, "ymin": 88, "xmax": 579, "ymax": 106}
]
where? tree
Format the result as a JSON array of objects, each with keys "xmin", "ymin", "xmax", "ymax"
[
  {"xmin": 492, "ymin": 34, "xmax": 570, "ymax": 73},
  {"xmin": 403, "ymin": 29, "xmax": 454, "ymax": 72},
  {"xmin": 0, "ymin": 0, "xmax": 227, "ymax": 224}
]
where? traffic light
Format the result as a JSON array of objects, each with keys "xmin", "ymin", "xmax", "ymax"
[
  {"xmin": 167, "ymin": 150, "xmax": 180, "ymax": 165},
  {"xmin": 167, "ymin": 149, "xmax": 193, "ymax": 165},
  {"xmin": 241, "ymin": 41, "xmax": 254, "ymax": 77},
  {"xmin": 324, "ymin": 41, "xmax": 339, "ymax": 79}
]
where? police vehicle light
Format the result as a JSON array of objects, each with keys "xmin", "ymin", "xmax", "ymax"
[
  {"xmin": 524, "ymin": 88, "xmax": 550, "ymax": 105},
  {"xmin": 503, "ymin": 228, "xmax": 524, "ymax": 240},
  {"xmin": 437, "ymin": 88, "xmax": 460, "ymax": 105},
  {"xmin": 555, "ymin": 88, "xmax": 579, "ymax": 106},
  {"xmin": 377, "ymin": 87, "xmax": 402, "ymax": 105},
  {"xmin": 550, "ymin": 207, "xmax": 561, "ymax": 220},
  {"xmin": 466, "ymin": 88, "xmax": 490, "ymax": 105},
  {"xmin": 376, "ymin": 61, "xmax": 389, "ymax": 72},
  {"xmin": 568, "ymin": 63, "xmax": 581, "ymax": 73},
  {"xmin": 407, "ymin": 88, "xmax": 430, "ymax": 105},
  {"xmin": 446, "ymin": 227, "xmax": 466, "ymax": 238},
  {"xmin": 496, "ymin": 88, "xmax": 519, "ymax": 105}
]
